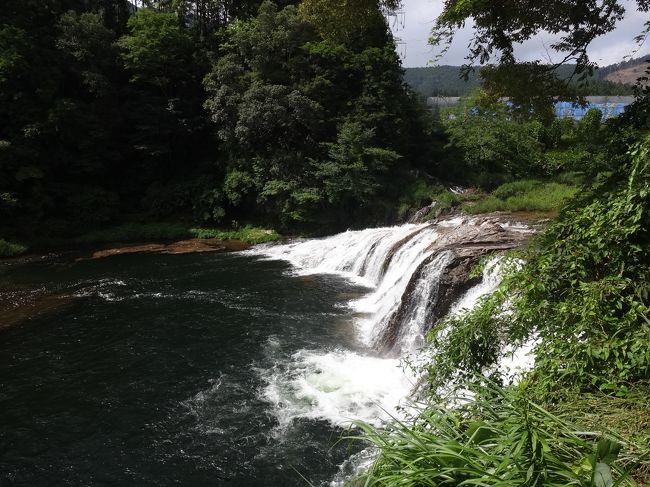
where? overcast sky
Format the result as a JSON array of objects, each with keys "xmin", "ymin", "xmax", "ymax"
[{"xmin": 390, "ymin": 0, "xmax": 650, "ymax": 67}]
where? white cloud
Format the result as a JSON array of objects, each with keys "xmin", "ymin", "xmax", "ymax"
[{"xmin": 391, "ymin": 0, "xmax": 650, "ymax": 67}]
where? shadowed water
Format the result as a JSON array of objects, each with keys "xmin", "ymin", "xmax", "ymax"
[{"xmin": 0, "ymin": 251, "xmax": 377, "ymax": 486}]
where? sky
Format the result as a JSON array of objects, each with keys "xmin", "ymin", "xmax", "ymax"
[{"xmin": 390, "ymin": 0, "xmax": 650, "ymax": 68}]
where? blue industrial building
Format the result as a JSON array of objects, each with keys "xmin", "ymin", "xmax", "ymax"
[{"xmin": 428, "ymin": 96, "xmax": 635, "ymax": 120}]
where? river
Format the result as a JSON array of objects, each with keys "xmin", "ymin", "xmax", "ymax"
[{"xmin": 0, "ymin": 220, "xmax": 528, "ymax": 486}]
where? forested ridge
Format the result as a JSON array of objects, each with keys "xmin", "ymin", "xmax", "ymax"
[{"xmin": 403, "ymin": 58, "xmax": 647, "ymax": 99}]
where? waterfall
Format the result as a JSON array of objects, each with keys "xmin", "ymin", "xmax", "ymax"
[
  {"xmin": 250, "ymin": 216, "xmax": 530, "ymax": 430},
  {"xmin": 250, "ymin": 217, "xmax": 534, "ymax": 485},
  {"xmin": 254, "ymin": 216, "xmax": 518, "ymax": 353}
]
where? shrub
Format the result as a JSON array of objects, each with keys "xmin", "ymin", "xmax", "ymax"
[
  {"xmin": 0, "ymin": 238, "xmax": 27, "ymax": 257},
  {"xmin": 189, "ymin": 226, "xmax": 281, "ymax": 244},
  {"xmin": 435, "ymin": 136, "xmax": 650, "ymax": 394}
]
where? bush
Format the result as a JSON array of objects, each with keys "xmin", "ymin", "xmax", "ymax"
[
  {"xmin": 435, "ymin": 136, "xmax": 650, "ymax": 394},
  {"xmin": 189, "ymin": 226, "xmax": 281, "ymax": 244},
  {"xmin": 0, "ymin": 238, "xmax": 27, "ymax": 257},
  {"xmin": 443, "ymin": 91, "xmax": 545, "ymax": 186},
  {"xmin": 398, "ymin": 181, "xmax": 460, "ymax": 220}
]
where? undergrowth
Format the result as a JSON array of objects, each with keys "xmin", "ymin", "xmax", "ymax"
[
  {"xmin": 0, "ymin": 238, "xmax": 27, "ymax": 257},
  {"xmin": 462, "ymin": 180, "xmax": 578, "ymax": 214},
  {"xmin": 74, "ymin": 223, "xmax": 281, "ymax": 246},
  {"xmin": 353, "ymin": 381, "xmax": 638, "ymax": 487}
]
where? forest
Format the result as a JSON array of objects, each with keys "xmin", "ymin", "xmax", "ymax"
[
  {"xmin": 0, "ymin": 0, "xmax": 437, "ymax": 249},
  {"xmin": 3, "ymin": 0, "xmax": 639, "ymax": 254}
]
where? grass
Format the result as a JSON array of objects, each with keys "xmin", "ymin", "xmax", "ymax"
[
  {"xmin": 0, "ymin": 238, "xmax": 28, "ymax": 257},
  {"xmin": 74, "ymin": 222, "xmax": 281, "ymax": 246},
  {"xmin": 400, "ymin": 178, "xmax": 579, "ymax": 220},
  {"xmin": 189, "ymin": 226, "xmax": 282, "ymax": 245},
  {"xmin": 351, "ymin": 381, "xmax": 646, "ymax": 487},
  {"xmin": 462, "ymin": 180, "xmax": 578, "ymax": 214},
  {"xmin": 553, "ymin": 386, "xmax": 650, "ymax": 484}
]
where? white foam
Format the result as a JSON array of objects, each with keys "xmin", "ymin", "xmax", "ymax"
[
  {"xmin": 250, "ymin": 223, "xmax": 451, "ymax": 351},
  {"xmin": 499, "ymin": 335, "xmax": 539, "ymax": 381},
  {"xmin": 261, "ymin": 349, "xmax": 415, "ymax": 429},
  {"xmin": 329, "ymin": 447, "xmax": 378, "ymax": 487},
  {"xmin": 73, "ymin": 278, "xmax": 128, "ymax": 302},
  {"xmin": 449, "ymin": 257, "xmax": 504, "ymax": 316}
]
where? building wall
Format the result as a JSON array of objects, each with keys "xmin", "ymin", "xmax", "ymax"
[{"xmin": 427, "ymin": 96, "xmax": 636, "ymax": 119}]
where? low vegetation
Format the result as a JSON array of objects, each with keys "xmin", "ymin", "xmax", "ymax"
[
  {"xmin": 462, "ymin": 180, "xmax": 578, "ymax": 214},
  {"xmin": 354, "ymin": 382, "xmax": 642, "ymax": 487},
  {"xmin": 0, "ymin": 239, "xmax": 27, "ymax": 257},
  {"xmin": 73, "ymin": 223, "xmax": 281, "ymax": 246},
  {"xmin": 189, "ymin": 226, "xmax": 282, "ymax": 245}
]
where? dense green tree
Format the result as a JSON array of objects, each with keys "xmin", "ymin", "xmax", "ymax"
[
  {"xmin": 0, "ymin": 0, "xmax": 437, "ymax": 239},
  {"xmin": 204, "ymin": 1, "xmax": 435, "ymax": 230},
  {"xmin": 442, "ymin": 91, "xmax": 544, "ymax": 187},
  {"xmin": 299, "ymin": 0, "xmax": 399, "ymax": 43},
  {"xmin": 318, "ymin": 120, "xmax": 400, "ymax": 209},
  {"xmin": 116, "ymin": 7, "xmax": 215, "ymax": 216},
  {"xmin": 119, "ymin": 9, "xmax": 195, "ymax": 89},
  {"xmin": 430, "ymin": 0, "xmax": 649, "ymax": 105}
]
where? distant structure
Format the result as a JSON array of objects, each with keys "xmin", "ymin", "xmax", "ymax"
[
  {"xmin": 427, "ymin": 96, "xmax": 635, "ymax": 120},
  {"xmin": 554, "ymin": 96, "xmax": 633, "ymax": 120},
  {"xmin": 388, "ymin": 7, "xmax": 407, "ymax": 60}
]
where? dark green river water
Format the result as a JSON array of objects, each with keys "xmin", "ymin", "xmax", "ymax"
[{"xmin": 0, "ymin": 251, "xmax": 373, "ymax": 486}]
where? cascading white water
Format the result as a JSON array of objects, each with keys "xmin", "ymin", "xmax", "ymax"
[
  {"xmin": 258, "ymin": 223, "xmax": 429, "ymax": 289},
  {"xmin": 252, "ymin": 223, "xmax": 441, "ymax": 430},
  {"xmin": 257, "ymin": 223, "xmax": 451, "ymax": 350},
  {"xmin": 387, "ymin": 251, "xmax": 452, "ymax": 352},
  {"xmin": 449, "ymin": 257, "xmax": 505, "ymax": 316},
  {"xmin": 250, "ymin": 217, "xmax": 531, "ymax": 437}
]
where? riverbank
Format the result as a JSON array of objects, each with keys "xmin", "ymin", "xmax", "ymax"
[
  {"xmin": 0, "ymin": 225, "xmax": 282, "ymax": 329},
  {"xmin": 0, "ymin": 223, "xmax": 282, "ymax": 260}
]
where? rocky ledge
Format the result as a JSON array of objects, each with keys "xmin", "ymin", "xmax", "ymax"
[{"xmin": 377, "ymin": 216, "xmax": 533, "ymax": 353}]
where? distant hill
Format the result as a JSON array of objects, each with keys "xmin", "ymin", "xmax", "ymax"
[
  {"xmin": 403, "ymin": 66, "xmax": 481, "ymax": 98},
  {"xmin": 404, "ymin": 57, "xmax": 649, "ymax": 99},
  {"xmin": 601, "ymin": 54, "xmax": 650, "ymax": 85}
]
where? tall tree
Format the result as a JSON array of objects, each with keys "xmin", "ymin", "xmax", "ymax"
[{"xmin": 430, "ymin": 0, "xmax": 650, "ymax": 105}]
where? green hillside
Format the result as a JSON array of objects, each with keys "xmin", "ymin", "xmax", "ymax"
[{"xmin": 404, "ymin": 58, "xmax": 647, "ymax": 98}]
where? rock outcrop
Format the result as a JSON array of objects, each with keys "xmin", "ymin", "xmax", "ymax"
[{"xmin": 377, "ymin": 217, "xmax": 532, "ymax": 353}]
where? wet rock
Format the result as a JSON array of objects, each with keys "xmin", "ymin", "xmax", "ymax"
[
  {"xmin": 85, "ymin": 238, "xmax": 249, "ymax": 260},
  {"xmin": 376, "ymin": 215, "xmax": 531, "ymax": 353}
]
